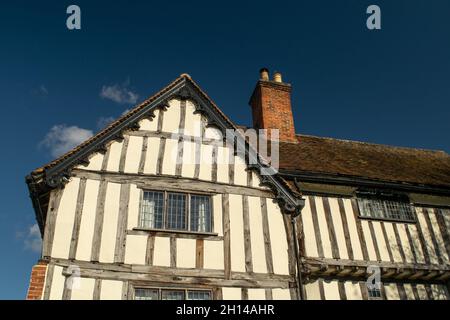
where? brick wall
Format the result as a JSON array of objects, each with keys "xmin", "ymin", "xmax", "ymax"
[{"xmin": 26, "ymin": 260, "xmax": 48, "ymax": 300}]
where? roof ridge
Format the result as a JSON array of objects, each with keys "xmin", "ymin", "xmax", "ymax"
[{"xmin": 296, "ymin": 133, "xmax": 449, "ymax": 156}]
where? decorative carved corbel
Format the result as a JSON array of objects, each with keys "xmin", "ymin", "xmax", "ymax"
[{"xmin": 46, "ymin": 170, "xmax": 71, "ymax": 188}]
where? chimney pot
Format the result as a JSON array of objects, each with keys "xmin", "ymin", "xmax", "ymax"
[
  {"xmin": 259, "ymin": 68, "xmax": 269, "ymax": 81},
  {"xmin": 273, "ymin": 71, "xmax": 282, "ymax": 83}
]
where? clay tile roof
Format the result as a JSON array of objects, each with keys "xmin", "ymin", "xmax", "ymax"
[{"xmin": 279, "ymin": 134, "xmax": 450, "ymax": 188}]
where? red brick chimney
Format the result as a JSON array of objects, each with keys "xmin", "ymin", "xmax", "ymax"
[{"xmin": 249, "ymin": 68, "xmax": 297, "ymax": 143}]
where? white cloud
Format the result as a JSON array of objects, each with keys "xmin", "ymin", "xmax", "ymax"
[
  {"xmin": 96, "ymin": 116, "xmax": 115, "ymax": 130},
  {"xmin": 23, "ymin": 224, "xmax": 42, "ymax": 253},
  {"xmin": 100, "ymin": 82, "xmax": 139, "ymax": 104},
  {"xmin": 40, "ymin": 124, "xmax": 93, "ymax": 157},
  {"xmin": 31, "ymin": 84, "xmax": 48, "ymax": 97},
  {"xmin": 39, "ymin": 85, "xmax": 48, "ymax": 95}
]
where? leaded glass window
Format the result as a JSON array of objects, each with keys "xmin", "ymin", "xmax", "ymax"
[
  {"xmin": 161, "ymin": 290, "xmax": 185, "ymax": 300},
  {"xmin": 139, "ymin": 191, "xmax": 212, "ymax": 233},
  {"xmin": 190, "ymin": 195, "xmax": 211, "ymax": 232},
  {"xmin": 134, "ymin": 288, "xmax": 212, "ymax": 300},
  {"xmin": 166, "ymin": 193, "xmax": 187, "ymax": 230},
  {"xmin": 187, "ymin": 290, "xmax": 212, "ymax": 300},
  {"xmin": 134, "ymin": 288, "xmax": 159, "ymax": 300},
  {"xmin": 357, "ymin": 198, "xmax": 415, "ymax": 222},
  {"xmin": 140, "ymin": 191, "xmax": 164, "ymax": 229}
]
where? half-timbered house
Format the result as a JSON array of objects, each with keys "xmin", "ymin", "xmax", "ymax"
[{"xmin": 26, "ymin": 69, "xmax": 450, "ymax": 300}]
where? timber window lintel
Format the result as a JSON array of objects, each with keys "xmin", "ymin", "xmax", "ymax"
[{"xmin": 132, "ymin": 227, "xmax": 218, "ymax": 237}]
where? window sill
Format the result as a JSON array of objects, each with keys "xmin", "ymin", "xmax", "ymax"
[
  {"xmin": 358, "ymin": 215, "xmax": 417, "ymax": 224},
  {"xmin": 132, "ymin": 227, "xmax": 219, "ymax": 237}
]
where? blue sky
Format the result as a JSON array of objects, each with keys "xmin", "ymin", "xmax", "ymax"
[{"xmin": 0, "ymin": 0, "xmax": 449, "ymax": 299}]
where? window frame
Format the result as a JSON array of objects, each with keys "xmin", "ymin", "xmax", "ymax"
[
  {"xmin": 138, "ymin": 189, "xmax": 214, "ymax": 234},
  {"xmin": 132, "ymin": 286, "xmax": 213, "ymax": 301},
  {"xmin": 189, "ymin": 194, "xmax": 213, "ymax": 233},
  {"xmin": 165, "ymin": 191, "xmax": 188, "ymax": 231},
  {"xmin": 139, "ymin": 190, "xmax": 165, "ymax": 229},
  {"xmin": 356, "ymin": 192, "xmax": 417, "ymax": 224}
]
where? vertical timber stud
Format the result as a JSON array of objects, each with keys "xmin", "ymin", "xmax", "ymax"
[
  {"xmin": 118, "ymin": 135, "xmax": 130, "ymax": 173},
  {"xmin": 157, "ymin": 107, "xmax": 164, "ymax": 132},
  {"xmin": 260, "ymin": 198, "xmax": 274, "ymax": 274},
  {"xmin": 93, "ymin": 279, "xmax": 101, "ymax": 300},
  {"xmin": 222, "ymin": 194, "xmax": 231, "ymax": 279},
  {"xmin": 138, "ymin": 136, "xmax": 148, "ymax": 174},
  {"xmin": 397, "ymin": 283, "xmax": 407, "ymax": 300},
  {"xmin": 405, "ymin": 224, "xmax": 418, "ymax": 263},
  {"xmin": 282, "ymin": 183, "xmax": 306, "ymax": 300},
  {"xmin": 393, "ymin": 223, "xmax": 406, "ymax": 263},
  {"xmin": 127, "ymin": 282, "xmax": 134, "ymax": 300},
  {"xmin": 337, "ymin": 198, "xmax": 354, "ymax": 260},
  {"xmin": 351, "ymin": 199, "xmax": 370, "ymax": 261},
  {"xmin": 295, "ymin": 212, "xmax": 307, "ymax": 260},
  {"xmin": 424, "ymin": 284, "xmax": 434, "ymax": 300},
  {"xmin": 228, "ymin": 141, "xmax": 235, "ymax": 185},
  {"xmin": 415, "ymin": 209, "xmax": 431, "ymax": 264},
  {"xmin": 246, "ymin": 169, "xmax": 253, "ymax": 187},
  {"xmin": 196, "ymin": 239, "xmax": 204, "ymax": 269},
  {"xmin": 122, "ymin": 281, "xmax": 129, "ymax": 300},
  {"xmin": 318, "ymin": 279, "xmax": 325, "ymax": 300},
  {"xmin": 42, "ymin": 188, "xmax": 64, "ymax": 258},
  {"xmin": 211, "ymin": 145, "xmax": 218, "ymax": 183},
  {"xmin": 265, "ymin": 288, "xmax": 273, "ymax": 300},
  {"xmin": 241, "ymin": 288, "xmax": 249, "ymax": 300},
  {"xmin": 175, "ymin": 100, "xmax": 186, "ymax": 177},
  {"xmin": 359, "ymin": 282, "xmax": 369, "ymax": 300},
  {"xmin": 91, "ymin": 180, "xmax": 108, "ymax": 262},
  {"xmin": 156, "ymin": 137, "xmax": 166, "ymax": 175},
  {"xmin": 178, "ymin": 99, "xmax": 186, "ymax": 132},
  {"xmin": 309, "ymin": 196, "xmax": 324, "ymax": 258},
  {"xmin": 434, "ymin": 208, "xmax": 450, "ymax": 258},
  {"xmin": 69, "ymin": 178, "xmax": 87, "ymax": 260},
  {"xmin": 338, "ymin": 281, "xmax": 347, "ymax": 300},
  {"xmin": 380, "ymin": 222, "xmax": 395, "ymax": 263},
  {"xmin": 242, "ymin": 195, "xmax": 253, "ymax": 273},
  {"xmin": 368, "ymin": 221, "xmax": 381, "ymax": 261},
  {"xmin": 322, "ymin": 197, "xmax": 340, "ymax": 259},
  {"xmin": 114, "ymin": 183, "xmax": 130, "ymax": 263},
  {"xmin": 146, "ymin": 235, "xmax": 155, "ymax": 266},
  {"xmin": 193, "ymin": 139, "xmax": 201, "ymax": 179},
  {"xmin": 170, "ymin": 236, "xmax": 177, "ymax": 268},
  {"xmin": 411, "ymin": 284, "xmax": 420, "ymax": 300},
  {"xmin": 282, "ymin": 215, "xmax": 297, "ymax": 299},
  {"xmin": 101, "ymin": 145, "xmax": 111, "ymax": 171},
  {"xmin": 175, "ymin": 135, "xmax": 184, "ymax": 177},
  {"xmin": 213, "ymin": 288, "xmax": 223, "ymax": 300},
  {"xmin": 380, "ymin": 282, "xmax": 387, "ymax": 300},
  {"xmin": 291, "ymin": 214, "xmax": 305, "ymax": 300},
  {"xmin": 42, "ymin": 264, "xmax": 54, "ymax": 300},
  {"xmin": 62, "ymin": 276, "xmax": 72, "ymax": 300},
  {"xmin": 423, "ymin": 208, "xmax": 443, "ymax": 265}
]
